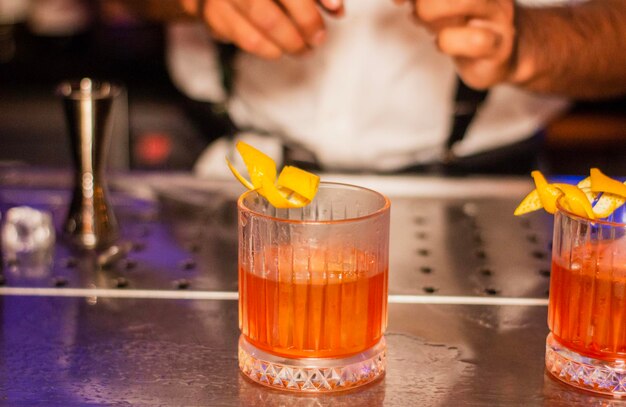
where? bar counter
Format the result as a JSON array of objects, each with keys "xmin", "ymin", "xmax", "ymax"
[{"xmin": 0, "ymin": 168, "xmax": 618, "ymax": 406}]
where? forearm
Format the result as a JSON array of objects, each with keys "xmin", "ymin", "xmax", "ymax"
[{"xmin": 511, "ymin": 0, "xmax": 626, "ymax": 100}]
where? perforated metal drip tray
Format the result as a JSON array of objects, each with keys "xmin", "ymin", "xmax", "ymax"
[{"xmin": 0, "ymin": 170, "xmax": 552, "ymax": 299}]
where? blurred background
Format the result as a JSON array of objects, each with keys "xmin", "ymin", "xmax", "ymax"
[
  {"xmin": 1, "ymin": 0, "xmax": 625, "ymax": 174},
  {"xmin": 0, "ymin": 0, "xmax": 213, "ymax": 172}
]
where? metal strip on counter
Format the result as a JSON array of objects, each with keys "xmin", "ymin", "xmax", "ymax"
[{"xmin": 0, "ymin": 287, "xmax": 549, "ymax": 306}]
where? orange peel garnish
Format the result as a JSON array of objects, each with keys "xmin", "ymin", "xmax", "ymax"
[
  {"xmin": 226, "ymin": 141, "xmax": 320, "ymax": 208},
  {"xmin": 515, "ymin": 168, "xmax": 626, "ymax": 219},
  {"xmin": 588, "ymin": 168, "xmax": 626, "ymax": 217},
  {"xmin": 576, "ymin": 176, "xmax": 597, "ymax": 203},
  {"xmin": 590, "ymin": 168, "xmax": 626, "ymax": 196},
  {"xmin": 531, "ymin": 170, "xmax": 562, "ymax": 215},
  {"xmin": 592, "ymin": 194, "xmax": 624, "ymax": 218},
  {"xmin": 513, "ymin": 189, "xmax": 541, "ymax": 216},
  {"xmin": 553, "ymin": 183, "xmax": 595, "ymax": 219},
  {"xmin": 277, "ymin": 166, "xmax": 319, "ymax": 202}
]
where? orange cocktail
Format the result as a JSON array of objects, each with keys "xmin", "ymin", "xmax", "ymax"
[
  {"xmin": 240, "ymin": 249, "xmax": 387, "ymax": 359},
  {"xmin": 549, "ymin": 245, "xmax": 626, "ymax": 361},
  {"xmin": 546, "ymin": 196, "xmax": 626, "ymax": 396},
  {"xmin": 237, "ymin": 182, "xmax": 390, "ymax": 392}
]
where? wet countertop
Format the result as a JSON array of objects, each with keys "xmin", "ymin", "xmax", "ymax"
[{"xmin": 0, "ymin": 168, "xmax": 621, "ymax": 406}]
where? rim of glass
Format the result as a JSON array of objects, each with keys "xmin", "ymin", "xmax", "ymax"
[
  {"xmin": 556, "ymin": 194, "xmax": 626, "ymax": 227},
  {"xmin": 237, "ymin": 181, "xmax": 391, "ymax": 225}
]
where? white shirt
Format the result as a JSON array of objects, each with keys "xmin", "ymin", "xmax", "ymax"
[{"xmin": 166, "ymin": 0, "xmax": 569, "ymax": 172}]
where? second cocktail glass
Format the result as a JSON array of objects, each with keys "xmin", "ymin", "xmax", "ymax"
[
  {"xmin": 546, "ymin": 195, "xmax": 626, "ymax": 396},
  {"xmin": 237, "ymin": 182, "xmax": 390, "ymax": 392}
]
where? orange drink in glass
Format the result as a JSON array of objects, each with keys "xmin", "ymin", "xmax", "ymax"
[
  {"xmin": 546, "ymin": 196, "xmax": 626, "ymax": 396},
  {"xmin": 237, "ymin": 182, "xmax": 390, "ymax": 392}
]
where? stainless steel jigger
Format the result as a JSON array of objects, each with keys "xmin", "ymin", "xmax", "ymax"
[{"xmin": 58, "ymin": 78, "xmax": 121, "ymax": 250}]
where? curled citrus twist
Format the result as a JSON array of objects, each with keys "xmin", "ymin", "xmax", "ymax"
[
  {"xmin": 227, "ymin": 141, "xmax": 320, "ymax": 208},
  {"xmin": 514, "ymin": 168, "xmax": 626, "ymax": 219}
]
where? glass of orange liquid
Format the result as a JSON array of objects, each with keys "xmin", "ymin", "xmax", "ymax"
[
  {"xmin": 237, "ymin": 182, "xmax": 390, "ymax": 392},
  {"xmin": 546, "ymin": 195, "xmax": 626, "ymax": 396}
]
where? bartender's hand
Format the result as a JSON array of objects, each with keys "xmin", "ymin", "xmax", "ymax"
[
  {"xmin": 396, "ymin": 0, "xmax": 516, "ymax": 89},
  {"xmin": 180, "ymin": 0, "xmax": 344, "ymax": 59}
]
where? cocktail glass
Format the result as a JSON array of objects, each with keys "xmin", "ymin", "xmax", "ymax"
[
  {"xmin": 237, "ymin": 182, "xmax": 390, "ymax": 392},
  {"xmin": 546, "ymin": 195, "xmax": 626, "ymax": 396}
]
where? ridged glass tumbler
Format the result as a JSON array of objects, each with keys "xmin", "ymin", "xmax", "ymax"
[{"xmin": 237, "ymin": 182, "xmax": 390, "ymax": 392}]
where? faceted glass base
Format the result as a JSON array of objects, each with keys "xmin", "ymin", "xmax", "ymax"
[
  {"xmin": 546, "ymin": 333, "xmax": 626, "ymax": 397},
  {"xmin": 238, "ymin": 335, "xmax": 386, "ymax": 392}
]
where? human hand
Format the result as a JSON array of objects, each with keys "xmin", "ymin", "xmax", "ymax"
[
  {"xmin": 396, "ymin": 0, "xmax": 516, "ymax": 89},
  {"xmin": 180, "ymin": 0, "xmax": 344, "ymax": 59}
]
